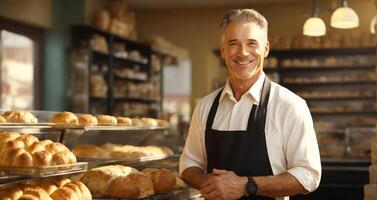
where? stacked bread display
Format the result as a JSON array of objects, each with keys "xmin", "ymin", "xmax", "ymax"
[
  {"xmin": 0, "ymin": 177, "xmax": 92, "ymax": 200},
  {"xmin": 0, "ymin": 132, "xmax": 77, "ymax": 170},
  {"xmin": 73, "ymin": 143, "xmax": 173, "ymax": 159},
  {"xmin": 0, "ymin": 110, "xmax": 38, "ymax": 123},
  {"xmin": 80, "ymin": 165, "xmax": 179, "ymax": 199}
]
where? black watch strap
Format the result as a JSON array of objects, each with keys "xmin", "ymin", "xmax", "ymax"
[{"xmin": 246, "ymin": 176, "xmax": 258, "ymax": 196}]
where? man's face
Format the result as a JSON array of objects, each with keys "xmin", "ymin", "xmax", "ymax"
[{"xmin": 220, "ymin": 21, "xmax": 269, "ymax": 81}]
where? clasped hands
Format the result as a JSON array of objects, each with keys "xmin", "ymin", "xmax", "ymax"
[{"xmin": 200, "ymin": 169, "xmax": 248, "ymax": 200}]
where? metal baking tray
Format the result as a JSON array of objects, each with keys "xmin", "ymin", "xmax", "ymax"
[
  {"xmin": 94, "ymin": 187, "xmax": 201, "ymax": 200},
  {"xmin": 79, "ymin": 155, "xmax": 172, "ymax": 169},
  {"xmin": 0, "ymin": 162, "xmax": 87, "ymax": 177}
]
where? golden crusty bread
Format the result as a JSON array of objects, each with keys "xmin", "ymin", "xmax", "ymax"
[
  {"xmin": 51, "ymin": 111, "xmax": 78, "ymax": 124},
  {"xmin": 80, "ymin": 165, "xmax": 142, "ymax": 198},
  {"xmin": 131, "ymin": 118, "xmax": 143, "ymax": 126},
  {"xmin": 116, "ymin": 116, "xmax": 132, "ymax": 126},
  {"xmin": 127, "ymin": 172, "xmax": 155, "ymax": 198},
  {"xmin": 142, "ymin": 168, "xmax": 177, "ymax": 193},
  {"xmin": 96, "ymin": 115, "xmax": 117, "ymax": 125},
  {"xmin": 73, "ymin": 143, "xmax": 173, "ymax": 159},
  {"xmin": 141, "ymin": 118, "xmax": 158, "ymax": 127},
  {"xmin": 20, "ymin": 187, "xmax": 52, "ymax": 200},
  {"xmin": 0, "ymin": 115, "xmax": 6, "ymax": 123},
  {"xmin": 72, "ymin": 144, "xmax": 108, "ymax": 158},
  {"xmin": 0, "ymin": 132, "xmax": 77, "ymax": 169},
  {"xmin": 78, "ymin": 114, "xmax": 98, "ymax": 126},
  {"xmin": 107, "ymin": 176, "xmax": 140, "ymax": 199},
  {"xmin": 0, "ymin": 178, "xmax": 91, "ymax": 200},
  {"xmin": 3, "ymin": 110, "xmax": 38, "ymax": 123}
]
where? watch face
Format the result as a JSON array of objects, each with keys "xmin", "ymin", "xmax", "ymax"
[{"xmin": 247, "ymin": 177, "xmax": 258, "ymax": 196}]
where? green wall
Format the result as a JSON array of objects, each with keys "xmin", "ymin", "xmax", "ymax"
[{"xmin": 44, "ymin": 0, "xmax": 83, "ymax": 111}]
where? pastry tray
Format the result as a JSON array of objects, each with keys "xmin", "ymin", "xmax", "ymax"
[
  {"xmin": 94, "ymin": 187, "xmax": 201, "ymax": 200},
  {"xmin": 78, "ymin": 155, "xmax": 172, "ymax": 168},
  {"xmin": 0, "ymin": 162, "xmax": 87, "ymax": 177}
]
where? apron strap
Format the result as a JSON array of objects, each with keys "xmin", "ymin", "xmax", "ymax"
[
  {"xmin": 247, "ymin": 77, "xmax": 271, "ymax": 131},
  {"xmin": 206, "ymin": 88, "xmax": 223, "ymax": 130}
]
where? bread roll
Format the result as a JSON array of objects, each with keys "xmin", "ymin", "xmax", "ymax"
[
  {"xmin": 142, "ymin": 168, "xmax": 176, "ymax": 193},
  {"xmin": 141, "ymin": 118, "xmax": 158, "ymax": 127},
  {"xmin": 116, "ymin": 117, "xmax": 132, "ymax": 126},
  {"xmin": 21, "ymin": 187, "xmax": 52, "ymax": 200},
  {"xmin": 50, "ymin": 187, "xmax": 79, "ymax": 200},
  {"xmin": 127, "ymin": 172, "xmax": 155, "ymax": 198},
  {"xmin": 80, "ymin": 165, "xmax": 139, "ymax": 197},
  {"xmin": 4, "ymin": 111, "xmax": 38, "ymax": 123},
  {"xmin": 0, "ymin": 115, "xmax": 6, "ymax": 123},
  {"xmin": 156, "ymin": 119, "xmax": 169, "ymax": 127},
  {"xmin": 96, "ymin": 115, "xmax": 117, "ymax": 125},
  {"xmin": 78, "ymin": 114, "xmax": 98, "ymax": 126},
  {"xmin": 51, "ymin": 112, "xmax": 78, "ymax": 125},
  {"xmin": 75, "ymin": 181, "xmax": 92, "ymax": 200},
  {"xmin": 131, "ymin": 118, "xmax": 143, "ymax": 126},
  {"xmin": 73, "ymin": 144, "xmax": 108, "ymax": 158},
  {"xmin": 30, "ymin": 180, "xmax": 58, "ymax": 195},
  {"xmin": 108, "ymin": 176, "xmax": 140, "ymax": 199}
]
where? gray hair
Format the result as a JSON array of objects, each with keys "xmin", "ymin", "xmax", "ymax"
[{"xmin": 220, "ymin": 9, "xmax": 269, "ymax": 40}]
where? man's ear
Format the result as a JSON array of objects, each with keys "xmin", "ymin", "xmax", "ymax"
[
  {"xmin": 264, "ymin": 40, "xmax": 270, "ymax": 58},
  {"xmin": 220, "ymin": 46, "xmax": 225, "ymax": 59}
]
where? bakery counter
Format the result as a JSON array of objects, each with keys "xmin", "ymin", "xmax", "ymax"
[{"xmin": 292, "ymin": 158, "xmax": 370, "ymax": 200}]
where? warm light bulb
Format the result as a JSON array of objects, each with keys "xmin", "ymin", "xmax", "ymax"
[
  {"xmin": 331, "ymin": 6, "xmax": 359, "ymax": 29},
  {"xmin": 303, "ymin": 17, "xmax": 326, "ymax": 36},
  {"xmin": 371, "ymin": 15, "xmax": 377, "ymax": 34}
]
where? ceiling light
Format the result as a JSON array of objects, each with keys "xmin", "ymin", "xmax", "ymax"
[
  {"xmin": 303, "ymin": 17, "xmax": 326, "ymax": 36},
  {"xmin": 371, "ymin": 15, "xmax": 377, "ymax": 34},
  {"xmin": 330, "ymin": 0, "xmax": 359, "ymax": 29}
]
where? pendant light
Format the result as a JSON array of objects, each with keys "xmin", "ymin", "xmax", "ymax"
[
  {"xmin": 330, "ymin": 0, "xmax": 359, "ymax": 29},
  {"xmin": 303, "ymin": 0, "xmax": 326, "ymax": 36}
]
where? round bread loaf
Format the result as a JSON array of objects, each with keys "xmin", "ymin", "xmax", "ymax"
[
  {"xmin": 96, "ymin": 115, "xmax": 117, "ymax": 125},
  {"xmin": 73, "ymin": 144, "xmax": 108, "ymax": 158},
  {"xmin": 51, "ymin": 112, "xmax": 78, "ymax": 124},
  {"xmin": 156, "ymin": 119, "xmax": 170, "ymax": 127},
  {"xmin": 131, "ymin": 118, "xmax": 143, "ymax": 126},
  {"xmin": 78, "ymin": 114, "xmax": 98, "ymax": 126},
  {"xmin": 50, "ymin": 187, "xmax": 78, "ymax": 200},
  {"xmin": 141, "ymin": 118, "xmax": 158, "ymax": 127},
  {"xmin": 116, "ymin": 116, "xmax": 132, "ymax": 126},
  {"xmin": 142, "ymin": 168, "xmax": 177, "ymax": 194},
  {"xmin": 127, "ymin": 172, "xmax": 155, "ymax": 198},
  {"xmin": 4, "ymin": 111, "xmax": 38, "ymax": 123},
  {"xmin": 108, "ymin": 176, "xmax": 140, "ymax": 199},
  {"xmin": 80, "ymin": 165, "xmax": 140, "ymax": 197}
]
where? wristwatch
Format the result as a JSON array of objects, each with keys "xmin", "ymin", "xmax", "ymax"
[{"xmin": 246, "ymin": 176, "xmax": 258, "ymax": 196}]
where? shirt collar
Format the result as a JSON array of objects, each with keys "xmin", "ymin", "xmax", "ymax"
[{"xmin": 220, "ymin": 72, "xmax": 266, "ymax": 104}]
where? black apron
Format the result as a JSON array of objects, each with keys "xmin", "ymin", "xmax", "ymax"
[{"xmin": 205, "ymin": 77, "xmax": 275, "ymax": 200}]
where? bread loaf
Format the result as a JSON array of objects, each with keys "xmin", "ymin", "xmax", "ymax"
[
  {"xmin": 0, "ymin": 115, "xmax": 6, "ymax": 123},
  {"xmin": 142, "ymin": 168, "xmax": 176, "ymax": 193},
  {"xmin": 3, "ymin": 111, "xmax": 38, "ymax": 123},
  {"xmin": 73, "ymin": 144, "xmax": 108, "ymax": 158},
  {"xmin": 96, "ymin": 115, "xmax": 117, "ymax": 125},
  {"xmin": 51, "ymin": 111, "xmax": 78, "ymax": 125},
  {"xmin": 0, "ymin": 132, "xmax": 77, "ymax": 170},
  {"xmin": 80, "ymin": 165, "xmax": 152, "ymax": 198},
  {"xmin": 73, "ymin": 143, "xmax": 173, "ymax": 159},
  {"xmin": 141, "ymin": 118, "xmax": 158, "ymax": 127},
  {"xmin": 116, "ymin": 116, "xmax": 132, "ymax": 126},
  {"xmin": 78, "ymin": 114, "xmax": 98, "ymax": 126}
]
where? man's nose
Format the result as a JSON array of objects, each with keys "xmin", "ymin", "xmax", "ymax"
[{"xmin": 237, "ymin": 44, "xmax": 249, "ymax": 56}]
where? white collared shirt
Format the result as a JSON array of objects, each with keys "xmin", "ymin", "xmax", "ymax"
[{"xmin": 179, "ymin": 72, "xmax": 321, "ymax": 200}]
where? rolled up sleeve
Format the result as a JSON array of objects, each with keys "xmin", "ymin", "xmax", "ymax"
[{"xmin": 284, "ymin": 100, "xmax": 322, "ymax": 192}]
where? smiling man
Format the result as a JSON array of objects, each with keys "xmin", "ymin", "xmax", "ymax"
[{"xmin": 179, "ymin": 9, "xmax": 321, "ymax": 200}]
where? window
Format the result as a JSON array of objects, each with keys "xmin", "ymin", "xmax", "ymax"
[{"xmin": 0, "ymin": 17, "xmax": 43, "ymax": 110}]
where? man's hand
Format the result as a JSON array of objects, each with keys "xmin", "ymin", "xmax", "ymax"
[{"xmin": 200, "ymin": 169, "xmax": 248, "ymax": 200}]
